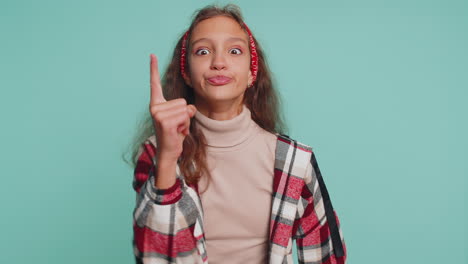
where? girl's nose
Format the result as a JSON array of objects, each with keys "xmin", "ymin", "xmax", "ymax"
[{"xmin": 210, "ymin": 53, "xmax": 227, "ymax": 71}]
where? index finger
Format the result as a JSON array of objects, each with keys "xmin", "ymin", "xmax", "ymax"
[{"xmin": 150, "ymin": 54, "xmax": 166, "ymax": 104}]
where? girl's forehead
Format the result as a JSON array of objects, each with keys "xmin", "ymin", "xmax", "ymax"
[
  {"xmin": 190, "ymin": 16, "xmax": 248, "ymax": 42},
  {"xmin": 191, "ymin": 36, "xmax": 248, "ymax": 47}
]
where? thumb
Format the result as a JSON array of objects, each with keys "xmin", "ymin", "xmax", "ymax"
[{"xmin": 187, "ymin": 104, "xmax": 197, "ymax": 117}]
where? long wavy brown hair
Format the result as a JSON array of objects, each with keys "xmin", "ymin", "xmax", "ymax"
[{"xmin": 123, "ymin": 4, "xmax": 288, "ymax": 186}]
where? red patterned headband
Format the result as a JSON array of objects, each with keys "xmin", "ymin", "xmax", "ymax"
[{"xmin": 180, "ymin": 22, "xmax": 258, "ymax": 87}]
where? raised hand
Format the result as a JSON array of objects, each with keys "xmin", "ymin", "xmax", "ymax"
[{"xmin": 149, "ymin": 54, "xmax": 197, "ymax": 188}]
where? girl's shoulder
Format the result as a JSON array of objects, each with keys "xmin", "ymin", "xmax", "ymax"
[
  {"xmin": 144, "ymin": 134, "xmax": 157, "ymax": 148},
  {"xmin": 274, "ymin": 133, "xmax": 315, "ymax": 182},
  {"xmin": 275, "ymin": 133, "xmax": 314, "ymax": 154}
]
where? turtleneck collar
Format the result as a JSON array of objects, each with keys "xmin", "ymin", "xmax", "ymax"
[{"xmin": 194, "ymin": 104, "xmax": 256, "ymax": 149}]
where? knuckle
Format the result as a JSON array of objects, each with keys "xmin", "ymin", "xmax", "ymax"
[
  {"xmin": 150, "ymin": 104, "xmax": 165, "ymax": 115},
  {"xmin": 175, "ymin": 98, "xmax": 187, "ymax": 105},
  {"xmin": 149, "ymin": 103, "xmax": 158, "ymax": 112},
  {"xmin": 152, "ymin": 112, "xmax": 163, "ymax": 122}
]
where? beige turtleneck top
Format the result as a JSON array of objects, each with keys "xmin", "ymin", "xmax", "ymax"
[{"xmin": 194, "ymin": 104, "xmax": 278, "ymax": 264}]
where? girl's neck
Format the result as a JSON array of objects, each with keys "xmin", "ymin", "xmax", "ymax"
[{"xmin": 194, "ymin": 98, "xmax": 244, "ymax": 121}]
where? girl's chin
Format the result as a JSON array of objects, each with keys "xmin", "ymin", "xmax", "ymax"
[
  {"xmin": 197, "ymin": 92, "xmax": 245, "ymax": 103},
  {"xmin": 193, "ymin": 84, "xmax": 247, "ymax": 101}
]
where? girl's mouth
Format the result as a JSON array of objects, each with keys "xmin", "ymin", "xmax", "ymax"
[{"xmin": 207, "ymin": 76, "xmax": 232, "ymax": 86}]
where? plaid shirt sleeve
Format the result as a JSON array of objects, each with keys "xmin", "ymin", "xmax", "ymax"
[
  {"xmin": 294, "ymin": 151, "xmax": 347, "ymax": 264},
  {"xmin": 132, "ymin": 140, "xmax": 207, "ymax": 264}
]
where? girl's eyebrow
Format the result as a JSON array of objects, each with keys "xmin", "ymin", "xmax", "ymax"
[{"xmin": 191, "ymin": 37, "xmax": 248, "ymax": 46}]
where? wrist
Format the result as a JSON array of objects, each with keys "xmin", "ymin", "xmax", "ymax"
[{"xmin": 156, "ymin": 153, "xmax": 179, "ymax": 166}]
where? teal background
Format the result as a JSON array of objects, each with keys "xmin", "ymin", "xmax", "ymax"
[{"xmin": 1, "ymin": 0, "xmax": 466, "ymax": 263}]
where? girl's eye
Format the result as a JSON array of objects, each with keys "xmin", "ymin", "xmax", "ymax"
[
  {"xmin": 229, "ymin": 48, "xmax": 242, "ymax": 55},
  {"xmin": 195, "ymin": 48, "xmax": 210, "ymax": 55}
]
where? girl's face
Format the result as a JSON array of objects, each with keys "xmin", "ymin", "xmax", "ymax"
[{"xmin": 184, "ymin": 16, "xmax": 253, "ymax": 108}]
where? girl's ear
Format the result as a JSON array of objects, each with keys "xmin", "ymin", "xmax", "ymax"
[{"xmin": 183, "ymin": 72, "xmax": 192, "ymax": 87}]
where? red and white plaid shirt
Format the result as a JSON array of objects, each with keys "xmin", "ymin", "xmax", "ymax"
[{"xmin": 132, "ymin": 134, "xmax": 347, "ymax": 263}]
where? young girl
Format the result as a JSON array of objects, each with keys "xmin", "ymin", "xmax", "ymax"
[{"xmin": 130, "ymin": 4, "xmax": 347, "ymax": 264}]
